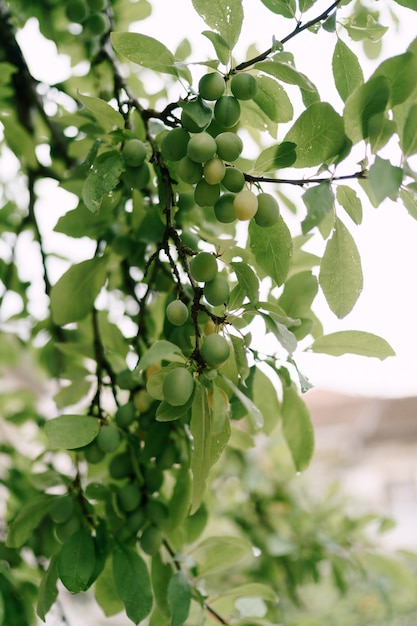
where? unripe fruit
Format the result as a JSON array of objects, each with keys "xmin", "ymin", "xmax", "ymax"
[
  {"xmin": 118, "ymin": 482, "xmax": 142, "ymax": 513},
  {"xmin": 222, "ymin": 167, "xmax": 245, "ymax": 192},
  {"xmin": 190, "ymin": 252, "xmax": 218, "ymax": 282},
  {"xmin": 215, "ymin": 132, "xmax": 243, "ymax": 162},
  {"xmin": 187, "ymin": 132, "xmax": 217, "ymax": 163},
  {"xmin": 254, "ymin": 192, "xmax": 280, "ymax": 227},
  {"xmin": 204, "ymin": 319, "xmax": 216, "ymax": 335},
  {"xmin": 198, "ymin": 72, "xmax": 225, "ymax": 100},
  {"xmin": 143, "ymin": 464, "xmax": 164, "ymax": 493},
  {"xmin": 166, "ymin": 300, "xmax": 189, "ymax": 326},
  {"xmin": 85, "ymin": 12, "xmax": 110, "ymax": 36},
  {"xmin": 233, "ymin": 189, "xmax": 258, "ymax": 221},
  {"xmin": 49, "ymin": 496, "xmax": 74, "ymax": 524},
  {"xmin": 122, "ymin": 139, "xmax": 147, "ymax": 167},
  {"xmin": 214, "ymin": 193, "xmax": 236, "ymax": 223},
  {"xmin": 162, "ymin": 368, "xmax": 194, "ymax": 406},
  {"xmin": 140, "ymin": 525, "xmax": 163, "ymax": 555},
  {"xmin": 204, "ymin": 275, "xmax": 230, "ymax": 306},
  {"xmin": 230, "ymin": 73, "xmax": 258, "ymax": 100},
  {"xmin": 115, "ymin": 402, "xmax": 136, "ymax": 428},
  {"xmin": 109, "ymin": 453, "xmax": 133, "ymax": 479},
  {"xmin": 96, "ymin": 425, "xmax": 121, "ymax": 453},
  {"xmin": 126, "ymin": 509, "xmax": 146, "ymax": 534},
  {"xmin": 194, "ymin": 179, "xmax": 221, "ymax": 207},
  {"xmin": 203, "ymin": 158, "xmax": 226, "ymax": 184},
  {"xmin": 122, "ymin": 163, "xmax": 151, "ymax": 190},
  {"xmin": 161, "ymin": 127, "xmax": 190, "ymax": 161},
  {"xmin": 214, "ymin": 96, "xmax": 241, "ymax": 129},
  {"xmin": 66, "ymin": 0, "xmax": 88, "ymax": 23},
  {"xmin": 87, "ymin": 0, "xmax": 106, "ymax": 10},
  {"xmin": 145, "ymin": 499, "xmax": 169, "ymax": 525},
  {"xmin": 200, "ymin": 334, "xmax": 230, "ymax": 367},
  {"xmin": 84, "ymin": 441, "xmax": 105, "ymax": 464},
  {"xmin": 177, "ymin": 156, "xmax": 203, "ymax": 184}
]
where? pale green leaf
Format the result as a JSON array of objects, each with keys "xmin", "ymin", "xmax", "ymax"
[
  {"xmin": 82, "ymin": 150, "xmax": 125, "ymax": 214},
  {"xmin": 45, "ymin": 415, "xmax": 100, "ymax": 449},
  {"xmin": 58, "ymin": 529, "xmax": 96, "ymax": 593},
  {"xmin": 156, "ymin": 398, "xmax": 192, "ymax": 422},
  {"xmin": 95, "ymin": 558, "xmax": 124, "ymax": 618},
  {"xmin": 1, "ymin": 115, "xmax": 38, "ymax": 168},
  {"xmin": 319, "ymin": 218, "xmax": 363, "ymax": 318},
  {"xmin": 309, "ymin": 330, "xmax": 395, "ymax": 360},
  {"xmin": 343, "ymin": 75, "xmax": 389, "ymax": 144},
  {"xmin": 301, "ymin": 182, "xmax": 335, "ymax": 234},
  {"xmin": 251, "ymin": 367, "xmax": 281, "ymax": 435},
  {"xmin": 6, "ymin": 495, "xmax": 54, "ymax": 548},
  {"xmin": 332, "ymin": 38, "xmax": 364, "ymax": 102},
  {"xmin": 249, "ymin": 217, "xmax": 292, "ymax": 287},
  {"xmin": 253, "ymin": 75, "xmax": 293, "ymax": 123},
  {"xmin": 259, "ymin": 0, "xmax": 296, "ymax": 19},
  {"xmin": 336, "ymin": 185, "xmax": 362, "ymax": 224},
  {"xmin": 192, "ymin": 536, "xmax": 253, "ymax": 576},
  {"xmin": 400, "ymin": 183, "xmax": 417, "ymax": 220},
  {"xmin": 282, "ymin": 382, "xmax": 314, "ymax": 472},
  {"xmin": 113, "ymin": 542, "xmax": 153, "ymax": 625},
  {"xmin": 50, "ymin": 256, "xmax": 108, "ymax": 325},
  {"xmin": 77, "ymin": 93, "xmax": 124, "ymax": 131},
  {"xmin": 221, "ymin": 375, "xmax": 263, "ymax": 430},
  {"xmin": 168, "ymin": 466, "xmax": 193, "ymax": 530},
  {"xmin": 190, "ymin": 383, "xmax": 212, "ymax": 514},
  {"xmin": 371, "ymin": 52, "xmax": 417, "ymax": 106},
  {"xmin": 342, "ymin": 14, "xmax": 388, "ymax": 42},
  {"xmin": 230, "ymin": 261, "xmax": 259, "ymax": 304},
  {"xmin": 191, "ymin": 0, "xmax": 243, "ymax": 49},
  {"xmin": 230, "ymin": 335, "xmax": 250, "ymax": 382},
  {"xmin": 401, "ymin": 104, "xmax": 417, "ymax": 156},
  {"xmin": 136, "ymin": 341, "xmax": 185, "ymax": 374},
  {"xmin": 368, "ymin": 113, "xmax": 396, "ymax": 153},
  {"xmin": 278, "ymin": 271, "xmax": 318, "ymax": 318},
  {"xmin": 255, "ymin": 60, "xmax": 316, "ymax": 92},
  {"xmin": 368, "ymin": 156, "xmax": 403, "ymax": 205},
  {"xmin": 168, "ymin": 572, "xmax": 191, "ymax": 626},
  {"xmin": 253, "ymin": 141, "xmax": 296, "ymax": 173},
  {"xmin": 260, "ymin": 313, "xmax": 297, "ymax": 354},
  {"xmin": 284, "ymin": 103, "xmax": 347, "ymax": 167},
  {"xmin": 111, "ymin": 32, "xmax": 180, "ymax": 76},
  {"xmin": 151, "ymin": 554, "xmax": 173, "ymax": 618},
  {"xmin": 202, "ymin": 30, "xmax": 230, "ymax": 65}
]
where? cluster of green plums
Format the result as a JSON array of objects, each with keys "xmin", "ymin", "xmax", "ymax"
[{"xmin": 65, "ymin": 0, "xmax": 110, "ymax": 36}]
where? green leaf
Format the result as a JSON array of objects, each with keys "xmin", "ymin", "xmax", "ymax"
[
  {"xmin": 259, "ymin": 312, "xmax": 297, "ymax": 355},
  {"xmin": 151, "ymin": 553, "xmax": 173, "ymax": 618},
  {"xmin": 58, "ymin": 529, "xmax": 96, "ymax": 593},
  {"xmin": 111, "ymin": 32, "xmax": 183, "ymax": 77},
  {"xmin": 230, "ymin": 261, "xmax": 259, "ymax": 304},
  {"xmin": 343, "ymin": 75, "xmax": 389, "ymax": 144},
  {"xmin": 368, "ymin": 156, "xmax": 403, "ymax": 205},
  {"xmin": 253, "ymin": 141, "xmax": 296, "ymax": 173},
  {"xmin": 319, "ymin": 218, "xmax": 363, "ymax": 318},
  {"xmin": 255, "ymin": 60, "xmax": 316, "ymax": 92},
  {"xmin": 178, "ymin": 97, "xmax": 213, "ymax": 130},
  {"xmin": 50, "ymin": 256, "xmax": 108, "ymax": 325},
  {"xmin": 82, "ymin": 150, "xmax": 125, "ymax": 214},
  {"xmin": 259, "ymin": 0, "xmax": 296, "ymax": 19},
  {"xmin": 168, "ymin": 465, "xmax": 193, "ymax": 530},
  {"xmin": 301, "ymin": 182, "xmax": 335, "ymax": 234},
  {"xmin": 332, "ymin": 38, "xmax": 364, "ymax": 102},
  {"xmin": 342, "ymin": 14, "xmax": 388, "ymax": 42},
  {"xmin": 112, "ymin": 542, "xmax": 153, "ymax": 625},
  {"xmin": 167, "ymin": 572, "xmax": 191, "ymax": 626},
  {"xmin": 136, "ymin": 341, "xmax": 185, "ymax": 374},
  {"xmin": 221, "ymin": 375, "xmax": 263, "ymax": 430},
  {"xmin": 371, "ymin": 52, "xmax": 417, "ymax": 106},
  {"xmin": 401, "ymin": 104, "xmax": 417, "ymax": 156},
  {"xmin": 190, "ymin": 383, "xmax": 212, "ymax": 514},
  {"xmin": 0, "ymin": 115, "xmax": 38, "ymax": 168},
  {"xmin": 202, "ymin": 31, "xmax": 229, "ymax": 65},
  {"xmin": 336, "ymin": 185, "xmax": 362, "ymax": 225},
  {"xmin": 6, "ymin": 495, "xmax": 54, "ymax": 548},
  {"xmin": 37, "ymin": 554, "xmax": 59, "ymax": 622},
  {"xmin": 230, "ymin": 335, "xmax": 250, "ymax": 382},
  {"xmin": 77, "ymin": 93, "xmax": 124, "ymax": 132},
  {"xmin": 95, "ymin": 558, "xmax": 124, "ymax": 618},
  {"xmin": 191, "ymin": 0, "xmax": 243, "ymax": 49},
  {"xmin": 393, "ymin": 0, "xmax": 417, "ymax": 9},
  {"xmin": 251, "ymin": 367, "xmax": 281, "ymax": 435},
  {"xmin": 309, "ymin": 330, "xmax": 395, "ymax": 360},
  {"xmin": 284, "ymin": 102, "xmax": 347, "ymax": 167},
  {"xmin": 45, "ymin": 415, "xmax": 100, "ymax": 450},
  {"xmin": 400, "ymin": 183, "xmax": 417, "ymax": 220},
  {"xmin": 192, "ymin": 536, "xmax": 253, "ymax": 576},
  {"xmin": 368, "ymin": 113, "xmax": 396, "ymax": 153},
  {"xmin": 253, "ymin": 76, "xmax": 293, "ymax": 123},
  {"xmin": 249, "ymin": 217, "xmax": 292, "ymax": 287},
  {"xmin": 281, "ymin": 382, "xmax": 314, "ymax": 472},
  {"xmin": 156, "ymin": 398, "xmax": 192, "ymax": 422}
]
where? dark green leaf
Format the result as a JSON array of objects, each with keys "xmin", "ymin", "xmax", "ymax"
[
  {"xmin": 113, "ymin": 542, "xmax": 152, "ymax": 624},
  {"xmin": 319, "ymin": 218, "xmax": 363, "ymax": 318},
  {"xmin": 6, "ymin": 495, "xmax": 54, "ymax": 548},
  {"xmin": 95, "ymin": 558, "xmax": 124, "ymax": 618},
  {"xmin": 343, "ymin": 75, "xmax": 389, "ymax": 144},
  {"xmin": 58, "ymin": 529, "xmax": 96, "ymax": 593},
  {"xmin": 393, "ymin": 0, "xmax": 417, "ymax": 9},
  {"xmin": 156, "ymin": 398, "xmax": 192, "ymax": 422},
  {"xmin": 167, "ymin": 572, "xmax": 192, "ymax": 626},
  {"xmin": 191, "ymin": 0, "xmax": 243, "ymax": 49},
  {"xmin": 45, "ymin": 415, "xmax": 100, "ymax": 450},
  {"xmin": 332, "ymin": 38, "xmax": 364, "ymax": 102},
  {"xmin": 281, "ymin": 382, "xmax": 314, "ymax": 472},
  {"xmin": 284, "ymin": 103, "xmax": 347, "ymax": 167},
  {"xmin": 253, "ymin": 141, "xmax": 296, "ymax": 173},
  {"xmin": 249, "ymin": 217, "xmax": 292, "ymax": 287},
  {"xmin": 301, "ymin": 182, "xmax": 335, "ymax": 234},
  {"xmin": 50, "ymin": 256, "xmax": 108, "ymax": 325},
  {"xmin": 37, "ymin": 554, "xmax": 59, "ymax": 622},
  {"xmin": 82, "ymin": 150, "xmax": 125, "ymax": 214},
  {"xmin": 368, "ymin": 156, "xmax": 403, "ymax": 205},
  {"xmin": 168, "ymin": 465, "xmax": 193, "ymax": 530},
  {"xmin": 309, "ymin": 330, "xmax": 395, "ymax": 360}
]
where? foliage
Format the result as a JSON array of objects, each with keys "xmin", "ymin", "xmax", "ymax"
[{"xmin": 0, "ymin": 0, "xmax": 416, "ymax": 624}]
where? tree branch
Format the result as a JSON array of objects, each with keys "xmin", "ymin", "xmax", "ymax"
[{"xmin": 245, "ymin": 169, "xmax": 367, "ymax": 187}]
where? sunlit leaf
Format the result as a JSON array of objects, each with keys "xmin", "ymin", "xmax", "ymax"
[
  {"xmin": 249, "ymin": 217, "xmax": 292, "ymax": 286},
  {"xmin": 253, "ymin": 76, "xmax": 293, "ymax": 123},
  {"xmin": 77, "ymin": 93, "xmax": 124, "ymax": 131},
  {"xmin": 332, "ymin": 38, "xmax": 364, "ymax": 102},
  {"xmin": 309, "ymin": 330, "xmax": 395, "ymax": 359},
  {"xmin": 191, "ymin": 0, "xmax": 243, "ymax": 49},
  {"xmin": 401, "ymin": 104, "xmax": 417, "ymax": 156},
  {"xmin": 253, "ymin": 141, "xmax": 296, "ymax": 173},
  {"xmin": 45, "ymin": 415, "xmax": 100, "ymax": 450},
  {"xmin": 336, "ymin": 185, "xmax": 362, "ymax": 224},
  {"xmin": 368, "ymin": 156, "xmax": 403, "ymax": 205},
  {"xmin": 258, "ymin": 0, "xmax": 296, "ymax": 19},
  {"xmin": 344, "ymin": 75, "xmax": 389, "ymax": 144}
]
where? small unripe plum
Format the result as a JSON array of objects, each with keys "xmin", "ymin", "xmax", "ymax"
[
  {"xmin": 166, "ymin": 300, "xmax": 189, "ymax": 326},
  {"xmin": 126, "ymin": 509, "xmax": 146, "ymax": 534},
  {"xmin": 230, "ymin": 73, "xmax": 258, "ymax": 100},
  {"xmin": 140, "ymin": 525, "xmax": 163, "ymax": 555},
  {"xmin": 118, "ymin": 482, "xmax": 142, "ymax": 513},
  {"xmin": 87, "ymin": 0, "xmax": 106, "ymax": 10},
  {"xmin": 66, "ymin": 0, "xmax": 88, "ymax": 23},
  {"xmin": 222, "ymin": 167, "xmax": 245, "ymax": 192},
  {"xmin": 215, "ymin": 132, "xmax": 243, "ymax": 162},
  {"xmin": 204, "ymin": 319, "xmax": 217, "ymax": 335},
  {"xmin": 233, "ymin": 189, "xmax": 258, "ymax": 221},
  {"xmin": 177, "ymin": 156, "xmax": 203, "ymax": 184},
  {"xmin": 84, "ymin": 440, "xmax": 105, "ymax": 464},
  {"xmin": 214, "ymin": 96, "xmax": 241, "ymax": 128},
  {"xmin": 198, "ymin": 72, "xmax": 225, "ymax": 100},
  {"xmin": 115, "ymin": 402, "xmax": 136, "ymax": 428},
  {"xmin": 162, "ymin": 368, "xmax": 194, "ymax": 406},
  {"xmin": 254, "ymin": 192, "xmax": 280, "ymax": 227},
  {"xmin": 161, "ymin": 127, "xmax": 190, "ymax": 161},
  {"xmin": 96, "ymin": 425, "xmax": 121, "ymax": 453},
  {"xmin": 200, "ymin": 333, "xmax": 230, "ymax": 367},
  {"xmin": 122, "ymin": 139, "xmax": 147, "ymax": 167},
  {"xmin": 187, "ymin": 132, "xmax": 217, "ymax": 163},
  {"xmin": 204, "ymin": 275, "xmax": 230, "ymax": 306},
  {"xmin": 145, "ymin": 499, "xmax": 169, "ymax": 525},
  {"xmin": 190, "ymin": 252, "xmax": 218, "ymax": 282},
  {"xmin": 203, "ymin": 157, "xmax": 226, "ymax": 184},
  {"xmin": 122, "ymin": 162, "xmax": 151, "ymax": 190},
  {"xmin": 49, "ymin": 496, "xmax": 74, "ymax": 524},
  {"xmin": 214, "ymin": 193, "xmax": 236, "ymax": 223},
  {"xmin": 194, "ymin": 179, "xmax": 221, "ymax": 207},
  {"xmin": 109, "ymin": 453, "xmax": 133, "ymax": 480},
  {"xmin": 85, "ymin": 12, "xmax": 110, "ymax": 36}
]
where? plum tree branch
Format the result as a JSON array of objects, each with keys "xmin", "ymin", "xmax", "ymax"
[{"xmin": 245, "ymin": 169, "xmax": 367, "ymax": 187}]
